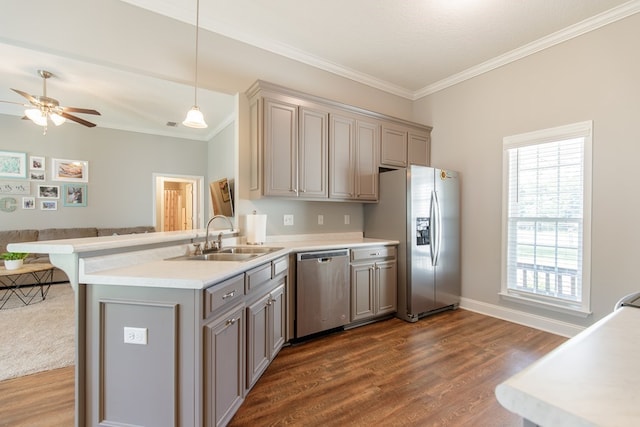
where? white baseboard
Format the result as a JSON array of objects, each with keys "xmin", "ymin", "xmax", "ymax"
[{"xmin": 459, "ymin": 297, "xmax": 585, "ymax": 338}]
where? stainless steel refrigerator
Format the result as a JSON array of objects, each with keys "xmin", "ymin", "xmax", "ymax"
[{"xmin": 364, "ymin": 165, "xmax": 460, "ymax": 322}]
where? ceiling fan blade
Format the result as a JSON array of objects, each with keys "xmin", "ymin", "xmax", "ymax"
[
  {"xmin": 0, "ymin": 99, "xmax": 29, "ymax": 107},
  {"xmin": 10, "ymin": 88, "xmax": 39, "ymax": 105},
  {"xmin": 60, "ymin": 112, "xmax": 97, "ymax": 127},
  {"xmin": 62, "ymin": 106, "xmax": 101, "ymax": 116}
]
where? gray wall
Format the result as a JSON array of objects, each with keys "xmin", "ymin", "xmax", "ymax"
[
  {"xmin": 413, "ymin": 13, "xmax": 640, "ymax": 326},
  {"xmin": 0, "ymin": 114, "xmax": 208, "ymax": 230}
]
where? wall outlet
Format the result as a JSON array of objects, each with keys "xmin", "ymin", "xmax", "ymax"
[
  {"xmin": 283, "ymin": 214, "xmax": 294, "ymax": 226},
  {"xmin": 344, "ymin": 214, "xmax": 350, "ymax": 225},
  {"xmin": 124, "ymin": 327, "xmax": 147, "ymax": 345},
  {"xmin": 318, "ymin": 214, "xmax": 324, "ymax": 225}
]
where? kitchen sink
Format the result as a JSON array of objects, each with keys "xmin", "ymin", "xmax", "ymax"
[
  {"xmin": 188, "ymin": 252, "xmax": 259, "ymax": 261},
  {"xmin": 167, "ymin": 246, "xmax": 283, "ymax": 262},
  {"xmin": 217, "ymin": 246, "xmax": 281, "ymax": 255}
]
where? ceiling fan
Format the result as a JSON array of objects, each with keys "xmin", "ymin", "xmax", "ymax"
[{"xmin": 1, "ymin": 69, "xmax": 101, "ymax": 134}]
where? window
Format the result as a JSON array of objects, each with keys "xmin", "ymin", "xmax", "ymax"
[{"xmin": 501, "ymin": 121, "xmax": 592, "ymax": 316}]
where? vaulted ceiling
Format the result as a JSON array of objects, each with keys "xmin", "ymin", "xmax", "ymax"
[{"xmin": 0, "ymin": 0, "xmax": 636, "ymax": 139}]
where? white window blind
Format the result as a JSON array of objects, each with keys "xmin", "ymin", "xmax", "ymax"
[{"xmin": 501, "ymin": 121, "xmax": 592, "ymax": 315}]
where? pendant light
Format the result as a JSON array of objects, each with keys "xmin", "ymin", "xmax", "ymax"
[{"xmin": 183, "ymin": 0, "xmax": 208, "ymax": 128}]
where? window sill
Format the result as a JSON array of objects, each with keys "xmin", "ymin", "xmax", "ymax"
[{"xmin": 499, "ymin": 291, "xmax": 592, "ymax": 318}]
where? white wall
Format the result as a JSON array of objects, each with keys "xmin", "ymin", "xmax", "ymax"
[
  {"xmin": 413, "ymin": 13, "xmax": 640, "ymax": 328},
  {"xmin": 0, "ymin": 115, "xmax": 208, "ymax": 230}
]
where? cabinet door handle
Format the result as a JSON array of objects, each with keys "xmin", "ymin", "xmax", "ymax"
[
  {"xmin": 222, "ymin": 290, "xmax": 236, "ymax": 299},
  {"xmin": 225, "ymin": 317, "xmax": 238, "ymax": 326}
]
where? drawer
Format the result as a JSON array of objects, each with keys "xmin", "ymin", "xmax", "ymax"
[
  {"xmin": 351, "ymin": 246, "xmax": 396, "ymax": 262},
  {"xmin": 245, "ymin": 262, "xmax": 272, "ymax": 293},
  {"xmin": 272, "ymin": 256, "xmax": 289, "ymax": 278},
  {"xmin": 204, "ymin": 274, "xmax": 244, "ymax": 318}
]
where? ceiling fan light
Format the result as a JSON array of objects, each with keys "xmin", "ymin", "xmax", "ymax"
[
  {"xmin": 50, "ymin": 113, "xmax": 66, "ymax": 126},
  {"xmin": 183, "ymin": 106, "xmax": 208, "ymax": 128},
  {"xmin": 25, "ymin": 108, "xmax": 48, "ymax": 126}
]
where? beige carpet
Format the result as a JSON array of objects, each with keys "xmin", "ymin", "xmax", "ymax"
[{"xmin": 0, "ymin": 283, "xmax": 75, "ymax": 381}]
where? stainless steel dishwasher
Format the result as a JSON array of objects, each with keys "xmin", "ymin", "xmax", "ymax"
[{"xmin": 296, "ymin": 249, "xmax": 350, "ymax": 338}]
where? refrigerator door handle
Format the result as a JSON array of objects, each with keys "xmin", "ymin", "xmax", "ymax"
[
  {"xmin": 433, "ymin": 190, "xmax": 443, "ymax": 266},
  {"xmin": 429, "ymin": 190, "xmax": 437, "ymax": 266}
]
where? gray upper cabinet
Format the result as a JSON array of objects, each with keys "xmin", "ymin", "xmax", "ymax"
[
  {"xmin": 381, "ymin": 123, "xmax": 431, "ymax": 168},
  {"xmin": 381, "ymin": 125, "xmax": 408, "ymax": 168},
  {"xmin": 328, "ymin": 114, "xmax": 355, "ymax": 199},
  {"xmin": 329, "ymin": 113, "xmax": 379, "ymax": 201},
  {"xmin": 247, "ymin": 80, "xmax": 431, "ymax": 202},
  {"xmin": 299, "ymin": 107, "xmax": 329, "ymax": 198},
  {"xmin": 263, "ymin": 97, "xmax": 298, "ymax": 197},
  {"xmin": 408, "ymin": 130, "xmax": 430, "ymax": 167},
  {"xmin": 262, "ymin": 98, "xmax": 328, "ymax": 199}
]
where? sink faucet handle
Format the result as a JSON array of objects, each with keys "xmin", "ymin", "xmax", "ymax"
[{"xmin": 193, "ymin": 243, "xmax": 203, "ymax": 255}]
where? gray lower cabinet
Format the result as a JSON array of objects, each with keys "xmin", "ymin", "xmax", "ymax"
[
  {"xmin": 204, "ymin": 303, "xmax": 245, "ymax": 427},
  {"xmin": 246, "ymin": 281, "xmax": 285, "ymax": 390},
  {"xmin": 83, "ymin": 256, "xmax": 288, "ymax": 427},
  {"xmin": 84, "ymin": 284, "xmax": 203, "ymax": 427},
  {"xmin": 350, "ymin": 246, "xmax": 397, "ymax": 322}
]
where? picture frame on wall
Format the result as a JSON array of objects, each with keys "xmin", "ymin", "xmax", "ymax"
[
  {"xmin": 52, "ymin": 158, "xmax": 89, "ymax": 182},
  {"xmin": 30, "ymin": 156, "xmax": 45, "ymax": 171},
  {"xmin": 30, "ymin": 171, "xmax": 46, "ymax": 181},
  {"xmin": 0, "ymin": 150, "xmax": 27, "ymax": 179},
  {"xmin": 22, "ymin": 196, "xmax": 35, "ymax": 209},
  {"xmin": 40, "ymin": 200, "xmax": 58, "ymax": 210},
  {"xmin": 63, "ymin": 184, "xmax": 87, "ymax": 207},
  {"xmin": 38, "ymin": 184, "xmax": 60, "ymax": 199},
  {"xmin": 0, "ymin": 181, "xmax": 30, "ymax": 194}
]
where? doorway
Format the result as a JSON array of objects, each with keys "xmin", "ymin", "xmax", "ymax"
[{"xmin": 152, "ymin": 174, "xmax": 204, "ymax": 232}]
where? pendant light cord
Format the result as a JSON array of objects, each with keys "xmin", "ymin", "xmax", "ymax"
[{"xmin": 193, "ymin": 0, "xmax": 200, "ymax": 106}]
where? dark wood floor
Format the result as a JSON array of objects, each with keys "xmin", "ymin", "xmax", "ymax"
[
  {"xmin": 0, "ymin": 309, "xmax": 566, "ymax": 427},
  {"xmin": 230, "ymin": 309, "xmax": 566, "ymax": 426},
  {"xmin": 0, "ymin": 365, "xmax": 74, "ymax": 427}
]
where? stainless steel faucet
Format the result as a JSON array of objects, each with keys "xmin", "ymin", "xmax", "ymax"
[{"xmin": 204, "ymin": 215, "xmax": 234, "ymax": 253}]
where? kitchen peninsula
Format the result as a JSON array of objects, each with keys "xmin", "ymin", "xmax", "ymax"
[{"xmin": 9, "ymin": 230, "xmax": 397, "ymax": 427}]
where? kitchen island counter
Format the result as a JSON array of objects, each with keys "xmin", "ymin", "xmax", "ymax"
[
  {"xmin": 9, "ymin": 231, "xmax": 397, "ymax": 290},
  {"xmin": 8, "ymin": 230, "xmax": 399, "ymax": 427},
  {"xmin": 495, "ymin": 306, "xmax": 640, "ymax": 426}
]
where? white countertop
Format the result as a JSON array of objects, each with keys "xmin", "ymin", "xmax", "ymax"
[
  {"xmin": 495, "ymin": 306, "xmax": 640, "ymax": 427},
  {"xmin": 7, "ymin": 229, "xmax": 208, "ymax": 254},
  {"xmin": 9, "ymin": 231, "xmax": 397, "ymax": 290}
]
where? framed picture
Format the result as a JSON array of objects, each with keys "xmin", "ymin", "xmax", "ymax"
[
  {"xmin": 22, "ymin": 196, "xmax": 35, "ymax": 209},
  {"xmin": 38, "ymin": 184, "xmax": 60, "ymax": 199},
  {"xmin": 63, "ymin": 184, "xmax": 87, "ymax": 207},
  {"xmin": 40, "ymin": 200, "xmax": 58, "ymax": 210},
  {"xmin": 30, "ymin": 171, "xmax": 46, "ymax": 181},
  {"xmin": 52, "ymin": 158, "xmax": 89, "ymax": 182},
  {"xmin": 0, "ymin": 181, "xmax": 30, "ymax": 194},
  {"xmin": 30, "ymin": 156, "xmax": 45, "ymax": 171},
  {"xmin": 0, "ymin": 150, "xmax": 27, "ymax": 179}
]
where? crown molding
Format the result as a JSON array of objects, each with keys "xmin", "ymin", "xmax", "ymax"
[
  {"xmin": 414, "ymin": 0, "xmax": 640, "ymax": 99},
  {"xmin": 122, "ymin": 0, "xmax": 640, "ymax": 100}
]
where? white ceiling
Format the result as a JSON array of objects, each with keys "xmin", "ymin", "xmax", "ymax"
[{"xmin": 1, "ymin": 0, "xmax": 638, "ymax": 140}]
